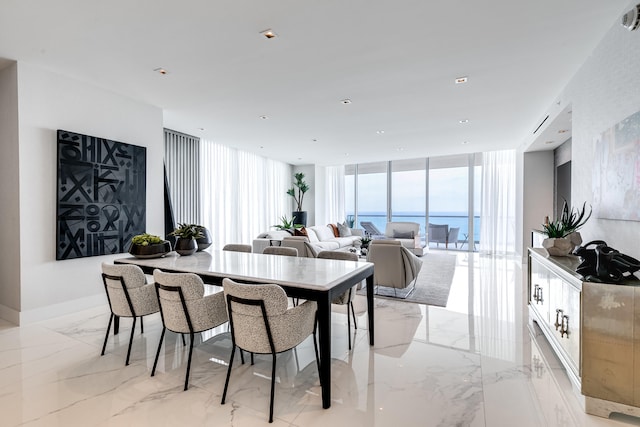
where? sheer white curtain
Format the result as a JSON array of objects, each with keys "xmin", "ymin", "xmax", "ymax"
[
  {"xmin": 324, "ymin": 165, "xmax": 345, "ymax": 223},
  {"xmin": 200, "ymin": 139, "xmax": 291, "ymax": 249},
  {"xmin": 479, "ymin": 149, "xmax": 516, "ymax": 254}
]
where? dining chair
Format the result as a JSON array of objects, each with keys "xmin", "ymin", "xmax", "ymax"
[
  {"xmin": 222, "ymin": 244, "xmax": 252, "ymax": 253},
  {"xmin": 221, "ymin": 278, "xmax": 319, "ymax": 423},
  {"xmin": 100, "ymin": 262, "xmax": 160, "ymax": 366},
  {"xmin": 317, "ymin": 250, "xmax": 360, "ymax": 350},
  {"xmin": 263, "ymin": 246, "xmax": 298, "ymax": 257},
  {"xmin": 151, "ymin": 269, "xmax": 228, "ymax": 390}
]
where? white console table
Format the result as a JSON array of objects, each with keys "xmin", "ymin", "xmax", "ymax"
[{"xmin": 528, "ymin": 248, "xmax": 640, "ymax": 419}]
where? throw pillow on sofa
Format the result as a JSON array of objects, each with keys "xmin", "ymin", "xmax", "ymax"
[{"xmin": 337, "ymin": 222, "xmax": 352, "ymax": 237}]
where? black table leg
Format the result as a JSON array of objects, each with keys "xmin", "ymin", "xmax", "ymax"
[
  {"xmin": 316, "ymin": 294, "xmax": 332, "ymax": 409},
  {"xmin": 114, "ymin": 315, "xmax": 120, "ymax": 335},
  {"xmin": 366, "ymin": 275, "xmax": 374, "ymax": 345}
]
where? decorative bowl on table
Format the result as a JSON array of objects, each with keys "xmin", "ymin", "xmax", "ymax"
[{"xmin": 128, "ymin": 233, "xmax": 172, "ymax": 259}]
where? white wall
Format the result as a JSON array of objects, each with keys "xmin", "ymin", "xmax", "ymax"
[
  {"xmin": 526, "ymin": 2, "xmax": 640, "ymax": 259},
  {"xmin": 8, "ymin": 62, "xmax": 164, "ymax": 324},
  {"xmin": 520, "ymin": 151, "xmax": 554, "ymax": 258},
  {"xmin": 0, "ymin": 62, "xmax": 21, "ymax": 323}
]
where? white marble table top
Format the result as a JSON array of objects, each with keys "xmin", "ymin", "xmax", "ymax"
[{"xmin": 115, "ymin": 250, "xmax": 373, "ymax": 292}]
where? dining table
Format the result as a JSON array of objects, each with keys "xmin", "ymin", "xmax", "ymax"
[{"xmin": 114, "ymin": 249, "xmax": 375, "ymax": 409}]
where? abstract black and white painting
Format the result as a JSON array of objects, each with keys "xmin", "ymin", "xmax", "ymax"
[{"xmin": 56, "ymin": 130, "xmax": 146, "ymax": 260}]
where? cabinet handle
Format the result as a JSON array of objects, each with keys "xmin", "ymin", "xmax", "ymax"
[
  {"xmin": 533, "ymin": 284, "xmax": 544, "ymax": 304},
  {"xmin": 554, "ymin": 309, "xmax": 563, "ymax": 331},
  {"xmin": 560, "ymin": 314, "xmax": 570, "ymax": 338}
]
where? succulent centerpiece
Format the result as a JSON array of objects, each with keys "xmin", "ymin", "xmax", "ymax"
[{"xmin": 128, "ymin": 233, "xmax": 172, "ymax": 258}]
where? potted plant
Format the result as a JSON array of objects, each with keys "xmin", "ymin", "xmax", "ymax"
[
  {"xmin": 169, "ymin": 223, "xmax": 204, "ymax": 256},
  {"xmin": 128, "ymin": 233, "xmax": 172, "ymax": 258},
  {"xmin": 286, "ymin": 172, "xmax": 310, "ymax": 226},
  {"xmin": 271, "ymin": 215, "xmax": 303, "ymax": 232},
  {"xmin": 539, "ymin": 201, "xmax": 592, "ymax": 256}
]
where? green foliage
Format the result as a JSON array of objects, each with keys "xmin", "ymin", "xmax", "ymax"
[
  {"xmin": 345, "ymin": 215, "xmax": 355, "ymax": 228},
  {"xmin": 272, "ymin": 216, "xmax": 302, "ymax": 230},
  {"xmin": 169, "ymin": 223, "xmax": 205, "ymax": 239},
  {"xmin": 131, "ymin": 233, "xmax": 164, "ymax": 246},
  {"xmin": 559, "ymin": 200, "xmax": 592, "ymax": 235},
  {"xmin": 287, "ymin": 172, "xmax": 309, "ymax": 211},
  {"xmin": 539, "ymin": 200, "xmax": 592, "ymax": 238}
]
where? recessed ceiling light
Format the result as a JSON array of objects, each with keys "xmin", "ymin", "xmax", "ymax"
[
  {"xmin": 344, "ymin": 152, "xmax": 350, "ymax": 156},
  {"xmin": 311, "ymin": 139, "xmax": 318, "ymax": 143},
  {"xmin": 558, "ymin": 129, "xmax": 569, "ymax": 134},
  {"xmin": 260, "ymin": 29, "xmax": 277, "ymax": 39},
  {"xmin": 396, "ymin": 147, "xmax": 404, "ymax": 151},
  {"xmin": 259, "ymin": 115, "xmax": 268, "ymax": 120},
  {"xmin": 376, "ymin": 130, "xmax": 385, "ymax": 134},
  {"xmin": 544, "ymin": 140, "xmax": 555, "ymax": 145},
  {"xmin": 459, "ymin": 119, "xmax": 469, "ymax": 124},
  {"xmin": 455, "ymin": 76, "xmax": 468, "ymax": 84},
  {"xmin": 153, "ymin": 67, "xmax": 168, "ymax": 75},
  {"xmin": 340, "ymin": 99, "xmax": 352, "ymax": 105},
  {"xmin": 462, "ymin": 141, "xmax": 470, "ymax": 145},
  {"xmin": 197, "ymin": 127, "xmax": 205, "ymax": 131}
]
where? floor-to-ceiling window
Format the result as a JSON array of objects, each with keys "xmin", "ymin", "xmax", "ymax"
[
  {"xmin": 391, "ymin": 158, "xmax": 427, "ymax": 242},
  {"xmin": 356, "ymin": 161, "xmax": 388, "ymax": 233},
  {"xmin": 346, "ymin": 154, "xmax": 481, "ymax": 251}
]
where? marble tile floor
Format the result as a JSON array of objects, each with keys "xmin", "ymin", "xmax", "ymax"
[{"xmin": 2, "ymin": 253, "xmax": 640, "ymax": 426}]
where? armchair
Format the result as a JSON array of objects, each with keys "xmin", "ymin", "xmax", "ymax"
[
  {"xmin": 366, "ymin": 240, "xmax": 423, "ymax": 298},
  {"xmin": 428, "ymin": 223, "xmax": 460, "ymax": 249}
]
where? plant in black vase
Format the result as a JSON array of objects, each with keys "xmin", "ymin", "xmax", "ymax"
[
  {"xmin": 129, "ymin": 233, "xmax": 172, "ymax": 258},
  {"xmin": 286, "ymin": 172, "xmax": 310, "ymax": 226},
  {"xmin": 169, "ymin": 223, "xmax": 204, "ymax": 256}
]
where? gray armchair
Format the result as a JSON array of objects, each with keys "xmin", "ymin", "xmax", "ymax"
[
  {"xmin": 428, "ymin": 223, "xmax": 460, "ymax": 249},
  {"xmin": 151, "ymin": 269, "xmax": 228, "ymax": 391},
  {"xmin": 100, "ymin": 263, "xmax": 160, "ymax": 366},
  {"xmin": 366, "ymin": 240, "xmax": 422, "ymax": 298},
  {"xmin": 221, "ymin": 278, "xmax": 319, "ymax": 423}
]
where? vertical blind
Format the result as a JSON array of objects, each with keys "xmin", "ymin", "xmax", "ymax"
[{"xmin": 164, "ymin": 129, "xmax": 200, "ymax": 225}]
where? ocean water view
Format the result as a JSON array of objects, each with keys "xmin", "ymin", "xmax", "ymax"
[{"xmin": 348, "ymin": 211, "xmax": 480, "ymax": 245}]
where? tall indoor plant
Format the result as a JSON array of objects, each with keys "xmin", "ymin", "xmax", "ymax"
[{"xmin": 287, "ymin": 172, "xmax": 310, "ymax": 226}]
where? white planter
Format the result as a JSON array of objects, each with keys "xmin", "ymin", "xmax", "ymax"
[{"xmin": 542, "ymin": 237, "xmax": 574, "ymax": 257}]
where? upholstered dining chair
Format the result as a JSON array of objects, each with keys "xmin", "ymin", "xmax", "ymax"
[
  {"xmin": 366, "ymin": 240, "xmax": 423, "ymax": 298},
  {"xmin": 221, "ymin": 278, "xmax": 319, "ymax": 423},
  {"xmin": 100, "ymin": 262, "xmax": 159, "ymax": 366},
  {"xmin": 222, "ymin": 243, "xmax": 252, "ymax": 253},
  {"xmin": 263, "ymin": 246, "xmax": 298, "ymax": 257},
  {"xmin": 317, "ymin": 250, "xmax": 360, "ymax": 350},
  {"xmin": 151, "ymin": 269, "xmax": 228, "ymax": 391}
]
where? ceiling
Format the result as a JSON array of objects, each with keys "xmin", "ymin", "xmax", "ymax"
[{"xmin": 0, "ymin": 0, "xmax": 630, "ymax": 165}]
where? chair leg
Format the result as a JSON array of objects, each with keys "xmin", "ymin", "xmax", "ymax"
[
  {"xmin": 250, "ymin": 352, "xmax": 254, "ymax": 366},
  {"xmin": 140, "ymin": 316, "xmax": 144, "ymax": 334},
  {"xmin": 221, "ymin": 345, "xmax": 236, "ymax": 404},
  {"xmin": 269, "ymin": 353, "xmax": 277, "ymax": 423},
  {"xmin": 101, "ymin": 313, "xmax": 114, "ymax": 356},
  {"xmin": 312, "ymin": 331, "xmax": 321, "ymax": 389},
  {"xmin": 347, "ymin": 304, "xmax": 352, "ymax": 350},
  {"xmin": 240, "ymin": 349, "xmax": 245, "ymax": 365},
  {"xmin": 181, "ymin": 333, "xmax": 186, "ymax": 346},
  {"xmin": 125, "ymin": 317, "xmax": 137, "ymax": 366},
  {"xmin": 184, "ymin": 332, "xmax": 195, "ymax": 391},
  {"xmin": 151, "ymin": 327, "xmax": 166, "ymax": 377},
  {"xmin": 350, "ymin": 301, "xmax": 358, "ymax": 329}
]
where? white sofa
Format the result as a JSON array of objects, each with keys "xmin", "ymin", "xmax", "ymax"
[{"xmin": 252, "ymin": 225, "xmax": 362, "ymax": 254}]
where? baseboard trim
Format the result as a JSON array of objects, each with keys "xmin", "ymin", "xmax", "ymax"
[{"xmin": 0, "ymin": 304, "xmax": 20, "ymax": 325}]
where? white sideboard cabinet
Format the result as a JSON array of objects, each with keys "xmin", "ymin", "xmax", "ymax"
[{"xmin": 528, "ymin": 248, "xmax": 640, "ymax": 419}]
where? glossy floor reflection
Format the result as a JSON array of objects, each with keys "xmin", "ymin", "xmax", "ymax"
[{"xmin": 2, "ymin": 253, "xmax": 640, "ymax": 426}]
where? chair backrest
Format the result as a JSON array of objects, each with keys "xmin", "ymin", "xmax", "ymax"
[
  {"xmin": 152, "ymin": 269, "xmax": 208, "ymax": 333},
  {"xmin": 448, "ymin": 227, "xmax": 460, "ymax": 243},
  {"xmin": 385, "ymin": 222, "xmax": 420, "ymax": 239},
  {"xmin": 263, "ymin": 246, "xmax": 298, "ymax": 257},
  {"xmin": 317, "ymin": 250, "xmax": 358, "ymax": 262},
  {"xmin": 223, "ymin": 244, "xmax": 252, "ymax": 253},
  {"xmin": 360, "ymin": 221, "xmax": 383, "ymax": 236},
  {"xmin": 367, "ymin": 240, "xmax": 421, "ymax": 289},
  {"xmin": 222, "ymin": 278, "xmax": 290, "ymax": 354},
  {"xmin": 428, "ymin": 223, "xmax": 449, "ymax": 243},
  {"xmin": 101, "ymin": 262, "xmax": 157, "ymax": 317}
]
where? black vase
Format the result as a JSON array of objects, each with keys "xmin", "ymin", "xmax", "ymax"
[
  {"xmin": 196, "ymin": 227, "xmax": 212, "ymax": 251},
  {"xmin": 292, "ymin": 211, "xmax": 307, "ymax": 226},
  {"xmin": 128, "ymin": 241, "xmax": 172, "ymax": 259},
  {"xmin": 175, "ymin": 237, "xmax": 197, "ymax": 256}
]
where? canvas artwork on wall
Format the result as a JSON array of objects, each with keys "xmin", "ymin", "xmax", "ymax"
[
  {"xmin": 56, "ymin": 130, "xmax": 146, "ymax": 260},
  {"xmin": 593, "ymin": 110, "xmax": 640, "ymax": 221}
]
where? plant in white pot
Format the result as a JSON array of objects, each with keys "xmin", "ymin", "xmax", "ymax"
[
  {"xmin": 286, "ymin": 172, "xmax": 309, "ymax": 226},
  {"xmin": 539, "ymin": 201, "xmax": 592, "ymax": 256}
]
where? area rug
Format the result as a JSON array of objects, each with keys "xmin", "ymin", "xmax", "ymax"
[{"xmin": 358, "ymin": 251, "xmax": 457, "ymax": 307}]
